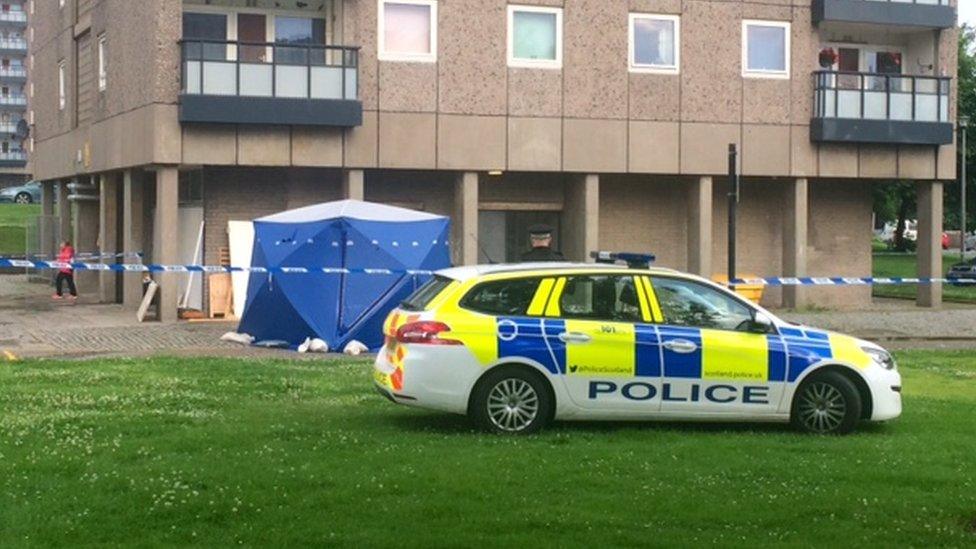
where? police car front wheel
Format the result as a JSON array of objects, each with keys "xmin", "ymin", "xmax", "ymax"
[
  {"xmin": 791, "ymin": 370, "xmax": 862, "ymax": 435},
  {"xmin": 471, "ymin": 367, "xmax": 553, "ymax": 434}
]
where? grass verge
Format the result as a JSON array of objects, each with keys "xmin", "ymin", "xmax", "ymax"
[
  {"xmin": 0, "ymin": 203, "xmax": 40, "ymax": 256},
  {"xmin": 873, "ymin": 253, "xmax": 976, "ymax": 303},
  {"xmin": 1, "ymin": 353, "xmax": 975, "ymax": 546}
]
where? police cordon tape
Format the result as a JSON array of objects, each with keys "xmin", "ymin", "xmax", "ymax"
[{"xmin": 0, "ymin": 257, "xmax": 974, "ymax": 285}]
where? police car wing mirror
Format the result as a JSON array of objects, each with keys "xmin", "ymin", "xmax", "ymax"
[{"xmin": 749, "ymin": 312, "xmax": 774, "ymax": 334}]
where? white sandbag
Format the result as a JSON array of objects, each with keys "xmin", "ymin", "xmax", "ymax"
[
  {"xmin": 343, "ymin": 340, "xmax": 369, "ymax": 356},
  {"xmin": 220, "ymin": 331, "xmax": 254, "ymax": 345},
  {"xmin": 308, "ymin": 338, "xmax": 329, "ymax": 353},
  {"xmin": 297, "ymin": 337, "xmax": 312, "ymax": 354}
]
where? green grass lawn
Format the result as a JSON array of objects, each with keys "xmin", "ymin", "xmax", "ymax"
[
  {"xmin": 872, "ymin": 253, "xmax": 976, "ymax": 303},
  {"xmin": 1, "ymin": 354, "xmax": 975, "ymax": 546},
  {"xmin": 0, "ymin": 203, "xmax": 40, "ymax": 256}
]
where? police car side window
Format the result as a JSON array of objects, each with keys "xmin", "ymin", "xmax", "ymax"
[
  {"xmin": 460, "ymin": 278, "xmax": 541, "ymax": 316},
  {"xmin": 650, "ymin": 277, "xmax": 754, "ymax": 332},
  {"xmin": 558, "ymin": 275, "xmax": 642, "ymax": 322}
]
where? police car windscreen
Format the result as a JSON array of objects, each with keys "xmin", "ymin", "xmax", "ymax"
[{"xmin": 400, "ymin": 276, "xmax": 453, "ymax": 311}]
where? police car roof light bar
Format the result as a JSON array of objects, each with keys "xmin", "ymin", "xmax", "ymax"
[{"xmin": 590, "ymin": 251, "xmax": 656, "ymax": 268}]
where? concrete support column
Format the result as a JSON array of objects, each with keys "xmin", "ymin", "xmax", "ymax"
[
  {"xmin": 687, "ymin": 176, "xmax": 713, "ymax": 277},
  {"xmin": 122, "ymin": 170, "xmax": 145, "ymax": 309},
  {"xmin": 57, "ymin": 180, "xmax": 71, "ymax": 245},
  {"xmin": 72, "ymin": 177, "xmax": 100, "ymax": 296},
  {"xmin": 783, "ymin": 178, "xmax": 809, "ymax": 309},
  {"xmin": 565, "ymin": 174, "xmax": 599, "ymax": 262},
  {"xmin": 98, "ymin": 174, "xmax": 119, "ymax": 303},
  {"xmin": 916, "ymin": 180, "xmax": 943, "ymax": 308},
  {"xmin": 154, "ymin": 168, "xmax": 180, "ymax": 321},
  {"xmin": 40, "ymin": 181, "xmax": 56, "ymax": 258},
  {"xmin": 453, "ymin": 172, "xmax": 479, "ymax": 265},
  {"xmin": 343, "ymin": 169, "xmax": 364, "ymax": 201}
]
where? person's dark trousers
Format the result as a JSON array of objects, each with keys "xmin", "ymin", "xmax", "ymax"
[{"xmin": 55, "ymin": 272, "xmax": 77, "ymax": 297}]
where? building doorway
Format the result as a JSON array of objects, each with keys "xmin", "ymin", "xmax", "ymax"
[{"xmin": 478, "ymin": 210, "xmax": 561, "ymax": 263}]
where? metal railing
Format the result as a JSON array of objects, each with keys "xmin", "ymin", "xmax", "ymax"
[
  {"xmin": 0, "ymin": 67, "xmax": 26, "ymax": 78},
  {"xmin": 0, "ymin": 38, "xmax": 27, "ymax": 50},
  {"xmin": 813, "ymin": 70, "xmax": 951, "ymax": 123},
  {"xmin": 0, "ymin": 11, "xmax": 27, "ymax": 23},
  {"xmin": 0, "ymin": 93, "xmax": 27, "ymax": 105},
  {"xmin": 180, "ymin": 39, "xmax": 360, "ymax": 101}
]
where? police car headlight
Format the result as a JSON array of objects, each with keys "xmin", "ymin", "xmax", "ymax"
[{"xmin": 862, "ymin": 346, "xmax": 896, "ymax": 370}]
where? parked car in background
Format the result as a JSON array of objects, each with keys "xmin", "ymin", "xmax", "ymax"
[
  {"xmin": 947, "ymin": 258, "xmax": 976, "ymax": 286},
  {"xmin": 0, "ymin": 181, "xmax": 41, "ymax": 204}
]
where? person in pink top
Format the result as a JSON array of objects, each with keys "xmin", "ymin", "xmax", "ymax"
[{"xmin": 52, "ymin": 240, "xmax": 77, "ymax": 301}]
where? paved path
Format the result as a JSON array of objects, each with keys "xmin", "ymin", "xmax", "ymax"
[{"xmin": 3, "ymin": 274, "xmax": 976, "ymax": 359}]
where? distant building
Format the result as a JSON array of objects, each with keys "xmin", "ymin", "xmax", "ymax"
[
  {"xmin": 28, "ymin": 0, "xmax": 959, "ymax": 319},
  {"xmin": 0, "ymin": 0, "xmax": 28, "ymax": 188}
]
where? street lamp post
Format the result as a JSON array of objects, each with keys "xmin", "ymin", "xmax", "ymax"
[{"xmin": 961, "ymin": 115, "xmax": 969, "ymax": 262}]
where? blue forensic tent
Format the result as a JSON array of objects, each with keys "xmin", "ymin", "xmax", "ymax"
[{"xmin": 237, "ymin": 200, "xmax": 450, "ymax": 350}]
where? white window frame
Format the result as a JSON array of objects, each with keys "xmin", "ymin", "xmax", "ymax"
[
  {"xmin": 97, "ymin": 34, "xmax": 106, "ymax": 91},
  {"xmin": 628, "ymin": 13, "xmax": 680, "ymax": 74},
  {"xmin": 507, "ymin": 5, "xmax": 562, "ymax": 70},
  {"xmin": 377, "ymin": 0, "xmax": 438, "ymax": 63},
  {"xmin": 741, "ymin": 19, "xmax": 790, "ymax": 80},
  {"xmin": 57, "ymin": 60, "xmax": 65, "ymax": 110}
]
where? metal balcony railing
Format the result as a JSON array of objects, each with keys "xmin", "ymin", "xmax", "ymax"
[
  {"xmin": 813, "ymin": 70, "xmax": 950, "ymax": 123},
  {"xmin": 0, "ymin": 38, "xmax": 27, "ymax": 50},
  {"xmin": 0, "ymin": 94, "xmax": 26, "ymax": 106},
  {"xmin": 0, "ymin": 67, "xmax": 26, "ymax": 78},
  {"xmin": 180, "ymin": 39, "xmax": 359, "ymax": 101},
  {"xmin": 0, "ymin": 11, "xmax": 27, "ymax": 23}
]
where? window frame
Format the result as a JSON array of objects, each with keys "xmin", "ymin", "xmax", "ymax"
[
  {"xmin": 97, "ymin": 33, "xmax": 106, "ymax": 91},
  {"xmin": 628, "ymin": 13, "xmax": 680, "ymax": 75},
  {"xmin": 57, "ymin": 60, "xmax": 65, "ymax": 110},
  {"xmin": 507, "ymin": 4, "xmax": 563, "ymax": 70},
  {"xmin": 377, "ymin": 0, "xmax": 438, "ymax": 63},
  {"xmin": 741, "ymin": 19, "xmax": 790, "ymax": 80}
]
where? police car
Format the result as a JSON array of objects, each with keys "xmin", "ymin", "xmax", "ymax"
[{"xmin": 373, "ymin": 254, "xmax": 901, "ymax": 435}]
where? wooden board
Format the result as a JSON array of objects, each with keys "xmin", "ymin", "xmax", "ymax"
[
  {"xmin": 208, "ymin": 273, "xmax": 234, "ymax": 319},
  {"xmin": 137, "ymin": 280, "xmax": 158, "ymax": 323}
]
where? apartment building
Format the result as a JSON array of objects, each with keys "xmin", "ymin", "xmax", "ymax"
[
  {"xmin": 0, "ymin": 0, "xmax": 28, "ymax": 187},
  {"xmin": 29, "ymin": 0, "xmax": 958, "ymax": 320}
]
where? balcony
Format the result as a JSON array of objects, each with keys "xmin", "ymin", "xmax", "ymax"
[
  {"xmin": 0, "ymin": 11, "xmax": 28, "ymax": 25},
  {"xmin": 811, "ymin": 71, "xmax": 952, "ymax": 145},
  {"xmin": 179, "ymin": 39, "xmax": 362, "ymax": 127},
  {"xmin": 812, "ymin": 0, "xmax": 955, "ymax": 30},
  {"xmin": 0, "ymin": 66, "xmax": 26, "ymax": 82},
  {"xmin": 0, "ymin": 121, "xmax": 21, "ymax": 134},
  {"xmin": 0, "ymin": 150, "xmax": 27, "ymax": 167},
  {"xmin": 0, "ymin": 38, "xmax": 27, "ymax": 53},
  {"xmin": 0, "ymin": 93, "xmax": 26, "ymax": 106}
]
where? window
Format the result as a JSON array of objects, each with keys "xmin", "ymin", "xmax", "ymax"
[
  {"xmin": 507, "ymin": 5, "xmax": 562, "ymax": 69},
  {"xmin": 557, "ymin": 275, "xmax": 642, "ymax": 322},
  {"xmin": 378, "ymin": 0, "xmax": 437, "ymax": 63},
  {"xmin": 629, "ymin": 14, "xmax": 679, "ymax": 73},
  {"xmin": 401, "ymin": 276, "xmax": 453, "ymax": 311},
  {"xmin": 460, "ymin": 278, "xmax": 542, "ymax": 316},
  {"xmin": 742, "ymin": 20, "xmax": 789, "ymax": 79},
  {"xmin": 182, "ymin": 12, "xmax": 228, "ymax": 61},
  {"xmin": 650, "ymin": 277, "xmax": 756, "ymax": 332},
  {"xmin": 57, "ymin": 60, "xmax": 65, "ymax": 110},
  {"xmin": 275, "ymin": 16, "xmax": 327, "ymax": 64},
  {"xmin": 97, "ymin": 34, "xmax": 106, "ymax": 91}
]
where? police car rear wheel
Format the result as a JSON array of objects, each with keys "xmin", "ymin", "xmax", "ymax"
[
  {"xmin": 472, "ymin": 367, "xmax": 553, "ymax": 434},
  {"xmin": 792, "ymin": 371, "xmax": 861, "ymax": 435}
]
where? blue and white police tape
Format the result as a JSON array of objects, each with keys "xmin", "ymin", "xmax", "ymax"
[
  {"xmin": 0, "ymin": 258, "xmax": 434, "ymax": 275},
  {"xmin": 730, "ymin": 276, "xmax": 976, "ymax": 286}
]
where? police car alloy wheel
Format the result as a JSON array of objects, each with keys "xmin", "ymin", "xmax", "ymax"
[
  {"xmin": 471, "ymin": 367, "xmax": 553, "ymax": 434},
  {"xmin": 791, "ymin": 371, "xmax": 862, "ymax": 435},
  {"xmin": 15, "ymin": 192, "xmax": 31, "ymax": 204}
]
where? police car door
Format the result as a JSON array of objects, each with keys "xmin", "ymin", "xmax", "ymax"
[
  {"xmin": 647, "ymin": 276, "xmax": 785, "ymax": 416},
  {"xmin": 550, "ymin": 274, "xmax": 661, "ymax": 413}
]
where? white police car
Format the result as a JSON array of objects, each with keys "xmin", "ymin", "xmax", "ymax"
[{"xmin": 373, "ymin": 258, "xmax": 901, "ymax": 435}]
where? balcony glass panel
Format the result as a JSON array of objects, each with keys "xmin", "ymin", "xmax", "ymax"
[
  {"xmin": 239, "ymin": 64, "xmax": 272, "ymax": 96},
  {"xmin": 813, "ymin": 70, "xmax": 949, "ymax": 123}
]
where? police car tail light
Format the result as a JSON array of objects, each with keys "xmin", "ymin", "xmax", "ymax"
[{"xmin": 396, "ymin": 321, "xmax": 460, "ymax": 345}]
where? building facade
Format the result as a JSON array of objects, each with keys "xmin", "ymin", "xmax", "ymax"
[
  {"xmin": 0, "ymin": 0, "xmax": 28, "ymax": 187},
  {"xmin": 29, "ymin": 0, "xmax": 958, "ymax": 320}
]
